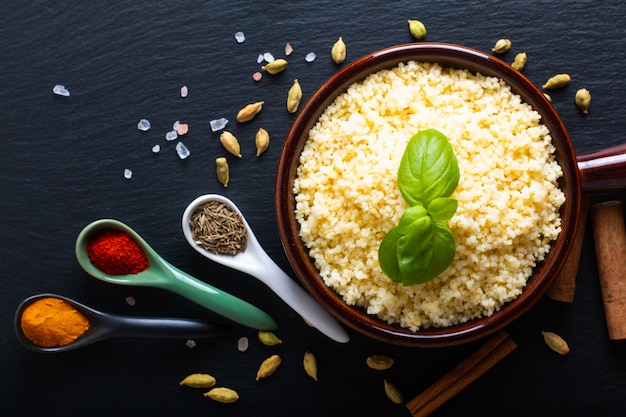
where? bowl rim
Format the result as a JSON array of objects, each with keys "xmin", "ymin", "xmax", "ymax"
[{"xmin": 275, "ymin": 42, "xmax": 580, "ymax": 347}]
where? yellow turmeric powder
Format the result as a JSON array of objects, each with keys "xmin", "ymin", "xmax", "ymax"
[{"xmin": 20, "ymin": 297, "xmax": 90, "ymax": 347}]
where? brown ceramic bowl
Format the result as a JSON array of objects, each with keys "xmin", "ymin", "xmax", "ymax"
[{"xmin": 275, "ymin": 43, "xmax": 626, "ymax": 348}]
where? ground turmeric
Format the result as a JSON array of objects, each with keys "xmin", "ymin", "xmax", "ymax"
[{"xmin": 20, "ymin": 297, "xmax": 91, "ymax": 347}]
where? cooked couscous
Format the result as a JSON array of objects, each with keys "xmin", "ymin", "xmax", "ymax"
[{"xmin": 293, "ymin": 61, "xmax": 565, "ymax": 330}]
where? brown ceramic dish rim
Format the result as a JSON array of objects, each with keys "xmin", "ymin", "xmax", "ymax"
[{"xmin": 275, "ymin": 43, "xmax": 580, "ymax": 348}]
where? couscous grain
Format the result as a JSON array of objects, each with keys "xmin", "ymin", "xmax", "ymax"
[{"xmin": 293, "ymin": 61, "xmax": 565, "ymax": 330}]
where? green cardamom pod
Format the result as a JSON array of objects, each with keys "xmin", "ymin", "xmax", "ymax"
[
  {"xmin": 542, "ymin": 73, "xmax": 571, "ymax": 89},
  {"xmin": 575, "ymin": 88, "xmax": 591, "ymax": 114},
  {"xmin": 492, "ymin": 38, "xmax": 512, "ymax": 54},
  {"xmin": 331, "ymin": 37, "xmax": 346, "ymax": 64},
  {"xmin": 542, "ymin": 331, "xmax": 570, "ymax": 355},
  {"xmin": 383, "ymin": 379, "xmax": 403, "ymax": 404},
  {"xmin": 255, "ymin": 127, "xmax": 270, "ymax": 157},
  {"xmin": 236, "ymin": 101, "xmax": 264, "ymax": 123},
  {"xmin": 261, "ymin": 58, "xmax": 288, "ymax": 74},
  {"xmin": 511, "ymin": 52, "xmax": 527, "ymax": 71},
  {"xmin": 215, "ymin": 157, "xmax": 229, "ymax": 187},
  {"xmin": 408, "ymin": 19, "xmax": 426, "ymax": 40},
  {"xmin": 257, "ymin": 330, "xmax": 282, "ymax": 346},
  {"xmin": 204, "ymin": 387, "xmax": 239, "ymax": 403},
  {"xmin": 219, "ymin": 131, "xmax": 242, "ymax": 158},
  {"xmin": 366, "ymin": 354, "xmax": 394, "ymax": 370},
  {"xmin": 287, "ymin": 79, "xmax": 302, "ymax": 113},
  {"xmin": 256, "ymin": 354, "xmax": 282, "ymax": 381},
  {"xmin": 303, "ymin": 351, "xmax": 318, "ymax": 381},
  {"xmin": 180, "ymin": 373, "xmax": 216, "ymax": 388}
]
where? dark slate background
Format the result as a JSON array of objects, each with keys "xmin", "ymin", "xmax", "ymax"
[{"xmin": 1, "ymin": 1, "xmax": 625, "ymax": 416}]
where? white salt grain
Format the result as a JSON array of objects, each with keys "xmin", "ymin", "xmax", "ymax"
[
  {"xmin": 180, "ymin": 85, "xmax": 188, "ymax": 97},
  {"xmin": 234, "ymin": 31, "xmax": 246, "ymax": 43},
  {"xmin": 176, "ymin": 142, "xmax": 190, "ymax": 159},
  {"xmin": 152, "ymin": 144, "xmax": 161, "ymax": 153},
  {"xmin": 237, "ymin": 336, "xmax": 249, "ymax": 352},
  {"xmin": 53, "ymin": 84, "xmax": 70, "ymax": 96},
  {"xmin": 305, "ymin": 52, "xmax": 316, "ymax": 62},
  {"xmin": 257, "ymin": 53, "xmax": 264, "ymax": 64},
  {"xmin": 165, "ymin": 130, "xmax": 178, "ymax": 141},
  {"xmin": 210, "ymin": 117, "xmax": 229, "ymax": 132},
  {"xmin": 263, "ymin": 52, "xmax": 275, "ymax": 62},
  {"xmin": 186, "ymin": 339, "xmax": 196, "ymax": 348},
  {"xmin": 123, "ymin": 168, "xmax": 132, "ymax": 179},
  {"xmin": 137, "ymin": 119, "xmax": 151, "ymax": 131}
]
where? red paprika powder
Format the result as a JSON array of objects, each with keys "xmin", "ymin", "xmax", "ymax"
[{"xmin": 86, "ymin": 229, "xmax": 149, "ymax": 275}]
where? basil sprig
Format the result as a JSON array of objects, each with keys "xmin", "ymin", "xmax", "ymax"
[{"xmin": 378, "ymin": 129, "xmax": 460, "ymax": 286}]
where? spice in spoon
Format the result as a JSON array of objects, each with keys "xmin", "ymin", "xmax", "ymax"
[
  {"xmin": 189, "ymin": 201, "xmax": 247, "ymax": 256},
  {"xmin": 20, "ymin": 297, "xmax": 91, "ymax": 347},
  {"xmin": 86, "ymin": 229, "xmax": 149, "ymax": 275}
]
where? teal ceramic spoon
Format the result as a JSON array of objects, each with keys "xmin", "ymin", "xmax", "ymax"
[
  {"xmin": 75, "ymin": 219, "xmax": 278, "ymax": 331},
  {"xmin": 182, "ymin": 194, "xmax": 349, "ymax": 343},
  {"xmin": 15, "ymin": 293, "xmax": 230, "ymax": 353}
]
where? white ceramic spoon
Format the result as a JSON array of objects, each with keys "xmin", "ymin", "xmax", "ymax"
[{"xmin": 182, "ymin": 194, "xmax": 349, "ymax": 343}]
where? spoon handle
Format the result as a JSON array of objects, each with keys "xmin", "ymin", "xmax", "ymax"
[
  {"xmin": 108, "ymin": 316, "xmax": 230, "ymax": 339},
  {"xmin": 255, "ymin": 252, "xmax": 350, "ymax": 343},
  {"xmin": 163, "ymin": 262, "xmax": 278, "ymax": 331}
]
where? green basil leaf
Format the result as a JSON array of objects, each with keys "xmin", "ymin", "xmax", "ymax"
[
  {"xmin": 397, "ymin": 205, "xmax": 428, "ymax": 230},
  {"xmin": 378, "ymin": 226, "xmax": 403, "ymax": 282},
  {"xmin": 427, "ymin": 197, "xmax": 458, "ymax": 221},
  {"xmin": 399, "ymin": 220, "xmax": 456, "ymax": 286},
  {"xmin": 398, "ymin": 129, "xmax": 460, "ymax": 207}
]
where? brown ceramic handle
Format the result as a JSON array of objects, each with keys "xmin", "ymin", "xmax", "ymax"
[{"xmin": 577, "ymin": 143, "xmax": 626, "ymax": 192}]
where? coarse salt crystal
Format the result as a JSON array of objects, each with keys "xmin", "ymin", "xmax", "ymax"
[
  {"xmin": 234, "ymin": 31, "xmax": 246, "ymax": 43},
  {"xmin": 176, "ymin": 142, "xmax": 190, "ymax": 159},
  {"xmin": 305, "ymin": 52, "xmax": 316, "ymax": 62},
  {"xmin": 180, "ymin": 85, "xmax": 188, "ymax": 97},
  {"xmin": 210, "ymin": 117, "xmax": 229, "ymax": 132},
  {"xmin": 252, "ymin": 72, "xmax": 262, "ymax": 82},
  {"xmin": 263, "ymin": 52, "xmax": 275, "ymax": 62},
  {"xmin": 165, "ymin": 130, "xmax": 178, "ymax": 141},
  {"xmin": 125, "ymin": 296, "xmax": 136, "ymax": 306},
  {"xmin": 53, "ymin": 84, "xmax": 70, "ymax": 96},
  {"xmin": 237, "ymin": 336, "xmax": 249, "ymax": 352},
  {"xmin": 186, "ymin": 339, "xmax": 196, "ymax": 348},
  {"xmin": 285, "ymin": 42, "xmax": 293, "ymax": 56},
  {"xmin": 152, "ymin": 144, "xmax": 161, "ymax": 153},
  {"xmin": 123, "ymin": 168, "xmax": 132, "ymax": 179},
  {"xmin": 137, "ymin": 119, "xmax": 151, "ymax": 131},
  {"xmin": 257, "ymin": 53, "xmax": 264, "ymax": 64},
  {"xmin": 176, "ymin": 123, "xmax": 189, "ymax": 135}
]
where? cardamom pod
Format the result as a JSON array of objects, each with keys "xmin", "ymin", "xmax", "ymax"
[
  {"xmin": 179, "ymin": 373, "xmax": 216, "ymax": 388},
  {"xmin": 219, "ymin": 131, "xmax": 242, "ymax": 158},
  {"xmin": 258, "ymin": 330, "xmax": 282, "ymax": 346},
  {"xmin": 287, "ymin": 79, "xmax": 302, "ymax": 113},
  {"xmin": 542, "ymin": 331, "xmax": 570, "ymax": 355},
  {"xmin": 255, "ymin": 127, "xmax": 270, "ymax": 157},
  {"xmin": 303, "ymin": 351, "xmax": 318, "ymax": 381},
  {"xmin": 256, "ymin": 354, "xmax": 281, "ymax": 381},
  {"xmin": 575, "ymin": 88, "xmax": 591, "ymax": 114},
  {"xmin": 236, "ymin": 101, "xmax": 264, "ymax": 123},
  {"xmin": 543, "ymin": 92, "xmax": 552, "ymax": 102},
  {"xmin": 511, "ymin": 52, "xmax": 527, "ymax": 71},
  {"xmin": 204, "ymin": 387, "xmax": 239, "ymax": 403},
  {"xmin": 366, "ymin": 354, "xmax": 394, "ymax": 370},
  {"xmin": 383, "ymin": 379, "xmax": 403, "ymax": 404},
  {"xmin": 261, "ymin": 58, "xmax": 288, "ymax": 74},
  {"xmin": 331, "ymin": 37, "xmax": 346, "ymax": 64},
  {"xmin": 542, "ymin": 73, "xmax": 571, "ymax": 89},
  {"xmin": 492, "ymin": 38, "xmax": 512, "ymax": 54},
  {"xmin": 408, "ymin": 19, "xmax": 427, "ymax": 40},
  {"xmin": 215, "ymin": 157, "xmax": 229, "ymax": 187}
]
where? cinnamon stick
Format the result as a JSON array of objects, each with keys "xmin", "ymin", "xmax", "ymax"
[
  {"xmin": 546, "ymin": 194, "xmax": 591, "ymax": 302},
  {"xmin": 406, "ymin": 330, "xmax": 517, "ymax": 417},
  {"xmin": 591, "ymin": 201, "xmax": 626, "ymax": 340}
]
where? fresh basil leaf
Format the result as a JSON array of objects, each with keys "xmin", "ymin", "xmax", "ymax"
[
  {"xmin": 397, "ymin": 205, "xmax": 428, "ymax": 230},
  {"xmin": 398, "ymin": 129, "xmax": 460, "ymax": 207},
  {"xmin": 427, "ymin": 197, "xmax": 458, "ymax": 221},
  {"xmin": 378, "ymin": 226, "xmax": 403, "ymax": 282},
  {"xmin": 399, "ymin": 220, "xmax": 456, "ymax": 286}
]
